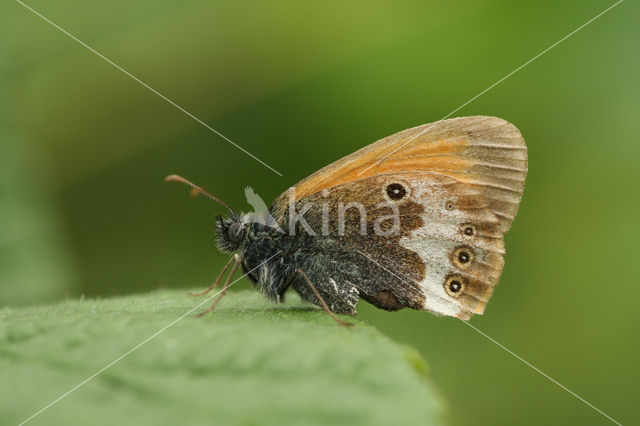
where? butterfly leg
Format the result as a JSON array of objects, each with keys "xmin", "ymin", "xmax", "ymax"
[
  {"xmin": 196, "ymin": 254, "xmax": 241, "ymax": 317},
  {"xmin": 189, "ymin": 254, "xmax": 236, "ymax": 297},
  {"xmin": 285, "ymin": 269, "xmax": 354, "ymax": 327}
]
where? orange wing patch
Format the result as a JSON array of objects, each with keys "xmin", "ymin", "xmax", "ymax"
[{"xmin": 271, "ymin": 116, "xmax": 527, "ymax": 233}]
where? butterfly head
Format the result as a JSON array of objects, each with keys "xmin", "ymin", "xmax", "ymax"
[{"xmin": 215, "ymin": 214, "xmax": 246, "ymax": 253}]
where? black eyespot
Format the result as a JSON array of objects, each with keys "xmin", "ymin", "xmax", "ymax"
[
  {"xmin": 445, "ymin": 201, "xmax": 454, "ymax": 210},
  {"xmin": 444, "ymin": 276, "xmax": 466, "ymax": 297},
  {"xmin": 463, "ymin": 226, "xmax": 475, "ymax": 236},
  {"xmin": 386, "ymin": 183, "xmax": 407, "ymax": 200},
  {"xmin": 452, "ymin": 246, "xmax": 474, "ymax": 269}
]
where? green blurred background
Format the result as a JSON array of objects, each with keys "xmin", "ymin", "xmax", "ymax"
[{"xmin": 2, "ymin": 0, "xmax": 638, "ymax": 424}]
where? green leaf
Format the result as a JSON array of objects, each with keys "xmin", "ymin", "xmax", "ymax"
[{"xmin": 0, "ymin": 290, "xmax": 446, "ymax": 426}]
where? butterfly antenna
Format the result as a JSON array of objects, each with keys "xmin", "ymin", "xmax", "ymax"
[{"xmin": 165, "ymin": 174, "xmax": 236, "ymax": 215}]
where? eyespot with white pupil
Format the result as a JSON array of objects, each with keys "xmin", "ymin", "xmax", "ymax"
[
  {"xmin": 452, "ymin": 246, "xmax": 473, "ymax": 269},
  {"xmin": 445, "ymin": 276, "xmax": 465, "ymax": 297},
  {"xmin": 386, "ymin": 183, "xmax": 407, "ymax": 200},
  {"xmin": 462, "ymin": 224, "xmax": 475, "ymax": 237}
]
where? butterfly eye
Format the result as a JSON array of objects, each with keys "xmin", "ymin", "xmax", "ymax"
[
  {"xmin": 386, "ymin": 183, "xmax": 407, "ymax": 200},
  {"xmin": 452, "ymin": 246, "xmax": 474, "ymax": 269},
  {"xmin": 227, "ymin": 222, "xmax": 243, "ymax": 243},
  {"xmin": 445, "ymin": 276, "xmax": 466, "ymax": 297}
]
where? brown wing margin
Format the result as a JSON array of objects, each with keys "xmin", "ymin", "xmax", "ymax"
[{"xmin": 270, "ymin": 116, "xmax": 527, "ymax": 233}]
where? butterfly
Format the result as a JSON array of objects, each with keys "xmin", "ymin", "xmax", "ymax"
[{"xmin": 167, "ymin": 116, "xmax": 527, "ymax": 325}]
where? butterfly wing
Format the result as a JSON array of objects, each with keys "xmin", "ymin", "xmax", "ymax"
[
  {"xmin": 271, "ymin": 116, "xmax": 526, "ymax": 232},
  {"xmin": 271, "ymin": 116, "xmax": 526, "ymax": 319}
]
